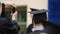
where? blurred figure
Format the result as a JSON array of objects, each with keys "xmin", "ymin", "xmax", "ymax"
[
  {"xmin": 6, "ymin": 2, "xmax": 20, "ymax": 34},
  {"xmin": 27, "ymin": 8, "xmax": 60, "ymax": 34},
  {"xmin": 0, "ymin": 2, "xmax": 20, "ymax": 34},
  {"xmin": 28, "ymin": 13, "xmax": 48, "ymax": 34},
  {"xmin": 26, "ymin": 8, "xmax": 47, "ymax": 34}
]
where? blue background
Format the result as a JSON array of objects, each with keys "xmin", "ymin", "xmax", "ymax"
[{"xmin": 48, "ymin": 0, "xmax": 60, "ymax": 26}]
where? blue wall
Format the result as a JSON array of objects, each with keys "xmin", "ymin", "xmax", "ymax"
[{"xmin": 48, "ymin": 0, "xmax": 60, "ymax": 26}]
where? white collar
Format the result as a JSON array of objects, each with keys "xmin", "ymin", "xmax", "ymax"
[{"xmin": 32, "ymin": 27, "xmax": 44, "ymax": 32}]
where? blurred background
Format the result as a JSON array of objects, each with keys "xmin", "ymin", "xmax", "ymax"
[{"xmin": 0, "ymin": 0, "xmax": 47, "ymax": 34}]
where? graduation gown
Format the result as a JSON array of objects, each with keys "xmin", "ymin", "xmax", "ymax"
[
  {"xmin": 27, "ymin": 22, "xmax": 60, "ymax": 34},
  {"xmin": 26, "ymin": 24, "xmax": 33, "ymax": 34}
]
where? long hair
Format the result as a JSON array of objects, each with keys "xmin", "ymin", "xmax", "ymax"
[{"xmin": 1, "ymin": 3, "xmax": 7, "ymax": 18}]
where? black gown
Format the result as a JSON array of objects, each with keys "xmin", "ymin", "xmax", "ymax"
[
  {"xmin": 27, "ymin": 21, "xmax": 60, "ymax": 34},
  {"xmin": 26, "ymin": 24, "xmax": 33, "ymax": 34}
]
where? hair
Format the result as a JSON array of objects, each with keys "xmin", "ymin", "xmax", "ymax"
[
  {"xmin": 1, "ymin": 3, "xmax": 7, "ymax": 18},
  {"xmin": 32, "ymin": 13, "xmax": 47, "ymax": 26}
]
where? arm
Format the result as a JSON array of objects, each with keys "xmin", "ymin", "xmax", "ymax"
[{"xmin": 11, "ymin": 11, "xmax": 20, "ymax": 31}]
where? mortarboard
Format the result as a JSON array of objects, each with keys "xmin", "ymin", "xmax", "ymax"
[{"xmin": 28, "ymin": 8, "xmax": 48, "ymax": 14}]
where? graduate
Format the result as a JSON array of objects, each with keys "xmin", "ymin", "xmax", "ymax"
[
  {"xmin": 27, "ymin": 8, "xmax": 60, "ymax": 34},
  {"xmin": 26, "ymin": 8, "xmax": 47, "ymax": 34}
]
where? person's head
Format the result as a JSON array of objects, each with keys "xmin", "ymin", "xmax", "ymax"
[
  {"xmin": 33, "ymin": 14, "xmax": 49, "ymax": 26},
  {"xmin": 0, "ymin": 2, "xmax": 2, "ymax": 16},
  {"xmin": 29, "ymin": 8, "xmax": 39, "ymax": 23},
  {"xmin": 32, "ymin": 14, "xmax": 45, "ymax": 25},
  {"xmin": 29, "ymin": 8, "xmax": 48, "ymax": 24}
]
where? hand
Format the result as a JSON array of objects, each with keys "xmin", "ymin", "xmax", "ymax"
[
  {"xmin": 11, "ymin": 11, "xmax": 17, "ymax": 20},
  {"xmin": 6, "ymin": 2, "xmax": 16, "ymax": 8}
]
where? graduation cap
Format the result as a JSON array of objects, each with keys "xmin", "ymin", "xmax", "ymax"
[
  {"xmin": 30, "ymin": 8, "xmax": 39, "ymax": 11},
  {"xmin": 30, "ymin": 8, "xmax": 48, "ymax": 24},
  {"xmin": 28, "ymin": 8, "xmax": 48, "ymax": 14}
]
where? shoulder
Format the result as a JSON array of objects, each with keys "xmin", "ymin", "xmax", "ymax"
[
  {"xmin": 28, "ymin": 30, "xmax": 40, "ymax": 34},
  {"xmin": 28, "ymin": 32, "xmax": 34, "ymax": 34},
  {"xmin": 0, "ymin": 17, "xmax": 11, "ymax": 23},
  {"xmin": 0, "ymin": 17, "xmax": 7, "ymax": 20},
  {"xmin": 28, "ymin": 24, "xmax": 33, "ymax": 28}
]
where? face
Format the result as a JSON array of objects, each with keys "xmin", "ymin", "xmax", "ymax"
[{"xmin": 0, "ymin": 3, "xmax": 2, "ymax": 16}]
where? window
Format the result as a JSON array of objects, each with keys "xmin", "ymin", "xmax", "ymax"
[
  {"xmin": 17, "ymin": 6, "xmax": 27, "ymax": 25},
  {"xmin": 5, "ymin": 6, "xmax": 27, "ymax": 25}
]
